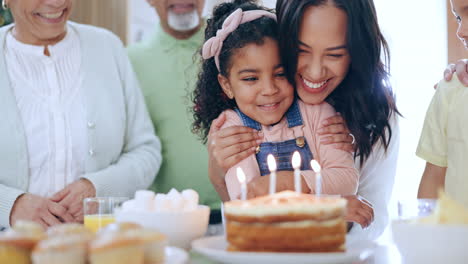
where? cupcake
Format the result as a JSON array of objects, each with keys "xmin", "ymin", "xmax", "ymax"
[
  {"xmin": 32, "ymin": 234, "xmax": 91, "ymax": 264},
  {"xmin": 0, "ymin": 221, "xmax": 45, "ymax": 264},
  {"xmin": 99, "ymin": 222, "xmax": 142, "ymax": 233},
  {"xmin": 89, "ymin": 231, "xmax": 144, "ymax": 264},
  {"xmin": 128, "ymin": 228, "xmax": 167, "ymax": 264},
  {"xmin": 12, "ymin": 221, "xmax": 45, "ymax": 238},
  {"xmin": 47, "ymin": 223, "xmax": 93, "ymax": 238},
  {"xmin": 99, "ymin": 222, "xmax": 167, "ymax": 264}
]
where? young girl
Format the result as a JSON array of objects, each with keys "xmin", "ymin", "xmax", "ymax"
[{"xmin": 192, "ymin": 0, "xmax": 358, "ymax": 200}]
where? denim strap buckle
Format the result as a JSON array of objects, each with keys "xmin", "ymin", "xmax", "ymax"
[{"xmin": 296, "ymin": 136, "xmax": 305, "ymax": 148}]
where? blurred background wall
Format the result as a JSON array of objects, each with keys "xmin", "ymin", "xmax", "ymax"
[
  {"xmin": 70, "ymin": 0, "xmax": 129, "ymax": 43},
  {"xmin": 67, "ymin": 0, "xmax": 464, "ymax": 61}
]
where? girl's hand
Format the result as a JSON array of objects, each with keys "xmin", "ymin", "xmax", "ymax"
[
  {"xmin": 342, "ymin": 195, "xmax": 374, "ymax": 229},
  {"xmin": 443, "ymin": 59, "xmax": 468, "ymax": 85},
  {"xmin": 318, "ymin": 114, "xmax": 354, "ymax": 152},
  {"xmin": 208, "ymin": 112, "xmax": 262, "ymax": 174},
  {"xmin": 246, "ymin": 175, "xmax": 270, "ymax": 199}
]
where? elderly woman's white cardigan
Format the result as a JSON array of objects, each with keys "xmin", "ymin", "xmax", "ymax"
[{"xmin": 0, "ymin": 22, "xmax": 162, "ymax": 227}]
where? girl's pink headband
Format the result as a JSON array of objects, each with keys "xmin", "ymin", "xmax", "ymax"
[{"xmin": 202, "ymin": 8, "xmax": 277, "ymax": 72}]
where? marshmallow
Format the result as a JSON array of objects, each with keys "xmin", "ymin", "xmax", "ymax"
[
  {"xmin": 154, "ymin": 194, "xmax": 172, "ymax": 212},
  {"xmin": 167, "ymin": 188, "xmax": 181, "ymax": 199},
  {"xmin": 127, "ymin": 189, "xmax": 200, "ymax": 212},
  {"xmin": 181, "ymin": 189, "xmax": 199, "ymax": 204},
  {"xmin": 121, "ymin": 200, "xmax": 137, "ymax": 212},
  {"xmin": 182, "ymin": 189, "xmax": 199, "ymax": 211},
  {"xmin": 171, "ymin": 195, "xmax": 186, "ymax": 211},
  {"xmin": 166, "ymin": 188, "xmax": 186, "ymax": 210},
  {"xmin": 134, "ymin": 190, "xmax": 155, "ymax": 211},
  {"xmin": 135, "ymin": 190, "xmax": 155, "ymax": 202}
]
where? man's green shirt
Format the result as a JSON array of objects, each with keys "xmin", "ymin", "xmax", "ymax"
[{"xmin": 127, "ymin": 24, "xmax": 220, "ymax": 209}]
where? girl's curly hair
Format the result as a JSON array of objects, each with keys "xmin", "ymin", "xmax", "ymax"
[{"xmin": 191, "ymin": 0, "xmax": 278, "ymax": 143}]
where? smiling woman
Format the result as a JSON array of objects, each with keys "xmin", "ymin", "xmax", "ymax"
[
  {"xmin": 6, "ymin": 0, "xmax": 72, "ymax": 49},
  {"xmin": 0, "ymin": 0, "xmax": 161, "ymax": 228},
  {"xmin": 294, "ymin": 5, "xmax": 351, "ymax": 105}
]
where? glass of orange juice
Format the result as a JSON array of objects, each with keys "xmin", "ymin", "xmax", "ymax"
[{"xmin": 83, "ymin": 197, "xmax": 128, "ymax": 233}]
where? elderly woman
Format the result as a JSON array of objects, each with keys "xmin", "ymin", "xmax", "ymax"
[{"xmin": 0, "ymin": 0, "xmax": 161, "ymax": 228}]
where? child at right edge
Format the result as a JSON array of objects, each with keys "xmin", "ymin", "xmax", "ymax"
[{"xmin": 417, "ymin": 0, "xmax": 468, "ymax": 207}]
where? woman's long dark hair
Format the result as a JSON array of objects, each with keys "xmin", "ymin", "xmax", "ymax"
[
  {"xmin": 192, "ymin": 0, "xmax": 278, "ymax": 143},
  {"xmin": 276, "ymin": 0, "xmax": 400, "ymax": 165}
]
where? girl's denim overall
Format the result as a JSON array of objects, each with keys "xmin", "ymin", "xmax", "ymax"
[{"xmin": 234, "ymin": 100, "xmax": 313, "ymax": 176}]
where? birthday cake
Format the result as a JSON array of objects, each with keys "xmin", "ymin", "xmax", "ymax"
[{"xmin": 223, "ymin": 191, "xmax": 347, "ymax": 252}]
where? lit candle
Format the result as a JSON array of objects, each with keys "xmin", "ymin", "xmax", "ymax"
[
  {"xmin": 267, "ymin": 154, "xmax": 277, "ymax": 194},
  {"xmin": 236, "ymin": 167, "xmax": 247, "ymax": 200},
  {"xmin": 292, "ymin": 151, "xmax": 301, "ymax": 193},
  {"xmin": 310, "ymin": 160, "xmax": 322, "ymax": 196}
]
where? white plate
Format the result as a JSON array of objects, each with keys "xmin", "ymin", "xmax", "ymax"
[
  {"xmin": 165, "ymin": 246, "xmax": 189, "ymax": 264},
  {"xmin": 192, "ymin": 235, "xmax": 375, "ymax": 264}
]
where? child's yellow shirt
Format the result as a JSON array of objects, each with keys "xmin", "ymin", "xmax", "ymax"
[{"xmin": 417, "ymin": 75, "xmax": 468, "ymax": 207}]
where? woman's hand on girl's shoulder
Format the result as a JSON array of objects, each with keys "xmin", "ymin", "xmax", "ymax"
[
  {"xmin": 208, "ymin": 112, "xmax": 263, "ymax": 173},
  {"xmin": 443, "ymin": 59, "xmax": 468, "ymax": 86},
  {"xmin": 318, "ymin": 113, "xmax": 355, "ymax": 152},
  {"xmin": 342, "ymin": 195, "xmax": 374, "ymax": 229}
]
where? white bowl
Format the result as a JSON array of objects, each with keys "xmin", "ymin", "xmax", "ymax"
[
  {"xmin": 392, "ymin": 219, "xmax": 468, "ymax": 263},
  {"xmin": 115, "ymin": 205, "xmax": 210, "ymax": 249}
]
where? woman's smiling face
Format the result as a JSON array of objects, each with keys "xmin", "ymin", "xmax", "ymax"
[
  {"xmin": 7, "ymin": 0, "xmax": 73, "ymax": 45},
  {"xmin": 295, "ymin": 4, "xmax": 351, "ymax": 105}
]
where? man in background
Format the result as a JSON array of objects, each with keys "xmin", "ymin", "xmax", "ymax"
[{"xmin": 127, "ymin": 0, "xmax": 222, "ymax": 225}]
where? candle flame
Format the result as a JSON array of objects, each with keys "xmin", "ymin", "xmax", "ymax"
[
  {"xmin": 236, "ymin": 167, "xmax": 246, "ymax": 183},
  {"xmin": 267, "ymin": 154, "xmax": 277, "ymax": 171},
  {"xmin": 310, "ymin": 160, "xmax": 321, "ymax": 172},
  {"xmin": 292, "ymin": 151, "xmax": 301, "ymax": 169}
]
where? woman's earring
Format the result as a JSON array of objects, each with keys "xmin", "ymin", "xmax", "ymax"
[
  {"xmin": 226, "ymin": 91, "xmax": 233, "ymax": 99},
  {"xmin": 2, "ymin": 0, "xmax": 8, "ymax": 10}
]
